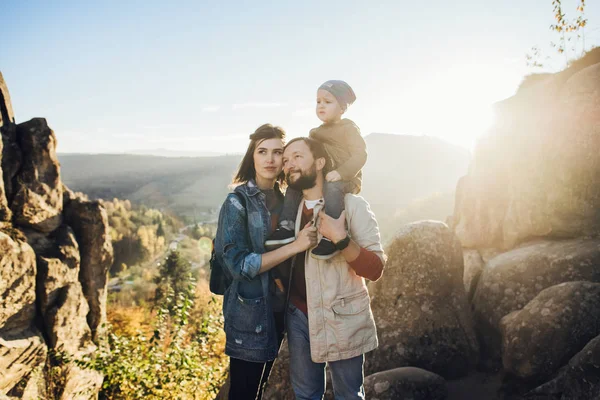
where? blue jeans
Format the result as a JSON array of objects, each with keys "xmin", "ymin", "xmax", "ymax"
[{"xmin": 287, "ymin": 304, "xmax": 365, "ymax": 400}]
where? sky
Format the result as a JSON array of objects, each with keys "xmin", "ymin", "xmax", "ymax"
[{"xmin": 2, "ymin": 0, "xmax": 600, "ymax": 154}]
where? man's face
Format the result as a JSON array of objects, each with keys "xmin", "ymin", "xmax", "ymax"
[{"xmin": 283, "ymin": 140, "xmax": 318, "ymax": 190}]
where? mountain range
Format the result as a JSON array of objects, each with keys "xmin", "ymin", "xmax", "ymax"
[{"xmin": 58, "ymin": 133, "xmax": 470, "ymax": 240}]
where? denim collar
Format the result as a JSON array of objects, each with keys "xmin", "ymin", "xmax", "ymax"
[{"xmin": 235, "ymin": 179, "xmax": 262, "ymax": 197}]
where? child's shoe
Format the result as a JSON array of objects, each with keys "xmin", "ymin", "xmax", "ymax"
[
  {"xmin": 265, "ymin": 227, "xmax": 295, "ymax": 249},
  {"xmin": 310, "ymin": 238, "xmax": 339, "ymax": 260}
]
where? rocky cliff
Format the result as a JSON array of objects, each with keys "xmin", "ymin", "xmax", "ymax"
[
  {"xmin": 0, "ymin": 72, "xmax": 113, "ymax": 399},
  {"xmin": 262, "ymin": 48, "xmax": 600, "ymax": 400}
]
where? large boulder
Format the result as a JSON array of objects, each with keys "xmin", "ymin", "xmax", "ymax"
[
  {"xmin": 453, "ymin": 60, "xmax": 600, "ymax": 250},
  {"xmin": 501, "ymin": 281, "xmax": 600, "ymax": 380},
  {"xmin": 366, "ymin": 221, "xmax": 479, "ymax": 379},
  {"xmin": 11, "ymin": 118, "xmax": 62, "ymax": 233},
  {"xmin": 527, "ymin": 332, "xmax": 600, "ymax": 400},
  {"xmin": 364, "ymin": 367, "xmax": 447, "ymax": 400},
  {"xmin": 63, "ymin": 192, "xmax": 114, "ymax": 342},
  {"xmin": 471, "ymin": 238, "xmax": 600, "ymax": 368}
]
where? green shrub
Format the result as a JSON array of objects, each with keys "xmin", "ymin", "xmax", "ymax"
[{"xmin": 68, "ymin": 280, "xmax": 227, "ymax": 399}]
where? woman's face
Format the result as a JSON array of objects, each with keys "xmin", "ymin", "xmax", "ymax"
[{"xmin": 253, "ymin": 138, "xmax": 284, "ymax": 184}]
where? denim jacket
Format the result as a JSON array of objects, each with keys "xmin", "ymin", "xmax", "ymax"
[{"xmin": 214, "ymin": 180, "xmax": 280, "ymax": 362}]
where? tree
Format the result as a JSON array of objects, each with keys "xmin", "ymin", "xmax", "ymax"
[
  {"xmin": 154, "ymin": 250, "xmax": 193, "ymax": 315},
  {"xmin": 527, "ymin": 0, "xmax": 589, "ymax": 69},
  {"xmin": 156, "ymin": 221, "xmax": 166, "ymax": 238}
]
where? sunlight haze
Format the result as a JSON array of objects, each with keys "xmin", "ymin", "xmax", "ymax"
[{"xmin": 3, "ymin": 0, "xmax": 599, "ymax": 154}]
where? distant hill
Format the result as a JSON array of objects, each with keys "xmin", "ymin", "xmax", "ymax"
[
  {"xmin": 58, "ymin": 153, "xmax": 241, "ymax": 220},
  {"xmin": 361, "ymin": 133, "xmax": 470, "ymax": 236},
  {"xmin": 59, "ymin": 133, "xmax": 470, "ymax": 235},
  {"xmin": 128, "ymin": 149, "xmax": 231, "ymax": 157}
]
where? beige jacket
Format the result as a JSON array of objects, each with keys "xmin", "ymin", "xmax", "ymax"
[{"xmin": 293, "ymin": 194, "xmax": 385, "ymax": 363}]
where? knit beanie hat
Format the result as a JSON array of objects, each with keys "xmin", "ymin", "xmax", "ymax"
[{"xmin": 319, "ymin": 80, "xmax": 356, "ymax": 111}]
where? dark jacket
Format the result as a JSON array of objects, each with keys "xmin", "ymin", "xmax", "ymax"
[{"xmin": 215, "ymin": 180, "xmax": 280, "ymax": 362}]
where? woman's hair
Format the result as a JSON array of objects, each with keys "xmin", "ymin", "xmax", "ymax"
[{"xmin": 233, "ymin": 123, "xmax": 286, "ymax": 184}]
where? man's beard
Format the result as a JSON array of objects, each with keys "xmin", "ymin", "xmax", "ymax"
[{"xmin": 286, "ymin": 165, "xmax": 317, "ymax": 191}]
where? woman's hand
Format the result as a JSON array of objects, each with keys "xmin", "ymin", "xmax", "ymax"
[
  {"xmin": 293, "ymin": 221, "xmax": 318, "ymax": 252},
  {"xmin": 325, "ymin": 170, "xmax": 342, "ymax": 182}
]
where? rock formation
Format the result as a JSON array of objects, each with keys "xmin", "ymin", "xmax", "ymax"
[
  {"xmin": 451, "ymin": 48, "xmax": 600, "ymax": 398},
  {"xmin": 366, "ymin": 221, "xmax": 479, "ymax": 379},
  {"xmin": 0, "ymin": 72, "xmax": 113, "ymax": 399},
  {"xmin": 263, "ymin": 49, "xmax": 600, "ymax": 400}
]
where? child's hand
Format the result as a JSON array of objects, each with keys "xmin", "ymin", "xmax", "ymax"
[{"xmin": 326, "ymin": 170, "xmax": 342, "ymax": 182}]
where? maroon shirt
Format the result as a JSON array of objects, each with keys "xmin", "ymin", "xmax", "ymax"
[{"xmin": 289, "ymin": 202, "xmax": 384, "ymax": 315}]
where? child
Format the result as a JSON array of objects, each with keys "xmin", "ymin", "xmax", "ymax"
[{"xmin": 266, "ymin": 80, "xmax": 367, "ymax": 260}]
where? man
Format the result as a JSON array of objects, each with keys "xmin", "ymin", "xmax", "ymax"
[{"xmin": 282, "ymin": 137, "xmax": 386, "ymax": 400}]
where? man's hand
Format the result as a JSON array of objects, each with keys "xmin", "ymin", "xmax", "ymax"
[
  {"xmin": 318, "ymin": 210, "xmax": 347, "ymax": 244},
  {"xmin": 325, "ymin": 170, "xmax": 342, "ymax": 182}
]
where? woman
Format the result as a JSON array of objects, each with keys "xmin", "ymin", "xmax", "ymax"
[{"xmin": 214, "ymin": 124, "xmax": 317, "ymax": 400}]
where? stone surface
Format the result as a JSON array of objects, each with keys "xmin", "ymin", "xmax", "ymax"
[
  {"xmin": 0, "ymin": 231, "xmax": 37, "ymax": 333},
  {"xmin": 6, "ymin": 364, "xmax": 45, "ymax": 400},
  {"xmin": 11, "ymin": 118, "xmax": 63, "ymax": 233},
  {"xmin": 45, "ymin": 283, "xmax": 95, "ymax": 355},
  {"xmin": 0, "ymin": 73, "xmax": 110, "ymax": 399},
  {"xmin": 527, "ymin": 333, "xmax": 600, "ymax": 400},
  {"xmin": 0, "ymin": 133, "xmax": 9, "ymax": 223},
  {"xmin": 64, "ymin": 193, "xmax": 114, "ymax": 342},
  {"xmin": 471, "ymin": 238, "xmax": 600, "ymax": 369},
  {"xmin": 0, "ymin": 72, "xmax": 14, "ymax": 127},
  {"xmin": 0, "ymin": 72, "xmax": 15, "ymax": 221},
  {"xmin": 364, "ymin": 367, "xmax": 447, "ymax": 400},
  {"xmin": 32, "ymin": 225, "xmax": 80, "ymax": 316},
  {"xmin": 32, "ymin": 221, "xmax": 102, "ymax": 399},
  {"xmin": 1, "ymin": 123, "xmax": 22, "ymax": 205},
  {"xmin": 59, "ymin": 363, "xmax": 103, "ymax": 400},
  {"xmin": 366, "ymin": 221, "xmax": 479, "ymax": 379},
  {"xmin": 453, "ymin": 62, "xmax": 600, "ymax": 250},
  {"xmin": 0, "ymin": 329, "xmax": 47, "ymax": 395},
  {"xmin": 463, "ymin": 249, "xmax": 484, "ymax": 302},
  {"xmin": 501, "ymin": 281, "xmax": 600, "ymax": 380}
]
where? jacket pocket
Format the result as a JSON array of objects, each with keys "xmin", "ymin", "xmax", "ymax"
[
  {"xmin": 332, "ymin": 291, "xmax": 370, "ymax": 316},
  {"xmin": 225, "ymin": 293, "xmax": 270, "ymax": 349},
  {"xmin": 330, "ymin": 291, "xmax": 374, "ymax": 352}
]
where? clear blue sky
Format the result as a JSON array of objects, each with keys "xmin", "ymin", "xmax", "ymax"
[{"xmin": 3, "ymin": 0, "xmax": 599, "ymax": 154}]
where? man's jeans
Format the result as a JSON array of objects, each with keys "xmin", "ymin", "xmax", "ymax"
[{"xmin": 287, "ymin": 304, "xmax": 365, "ymax": 400}]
